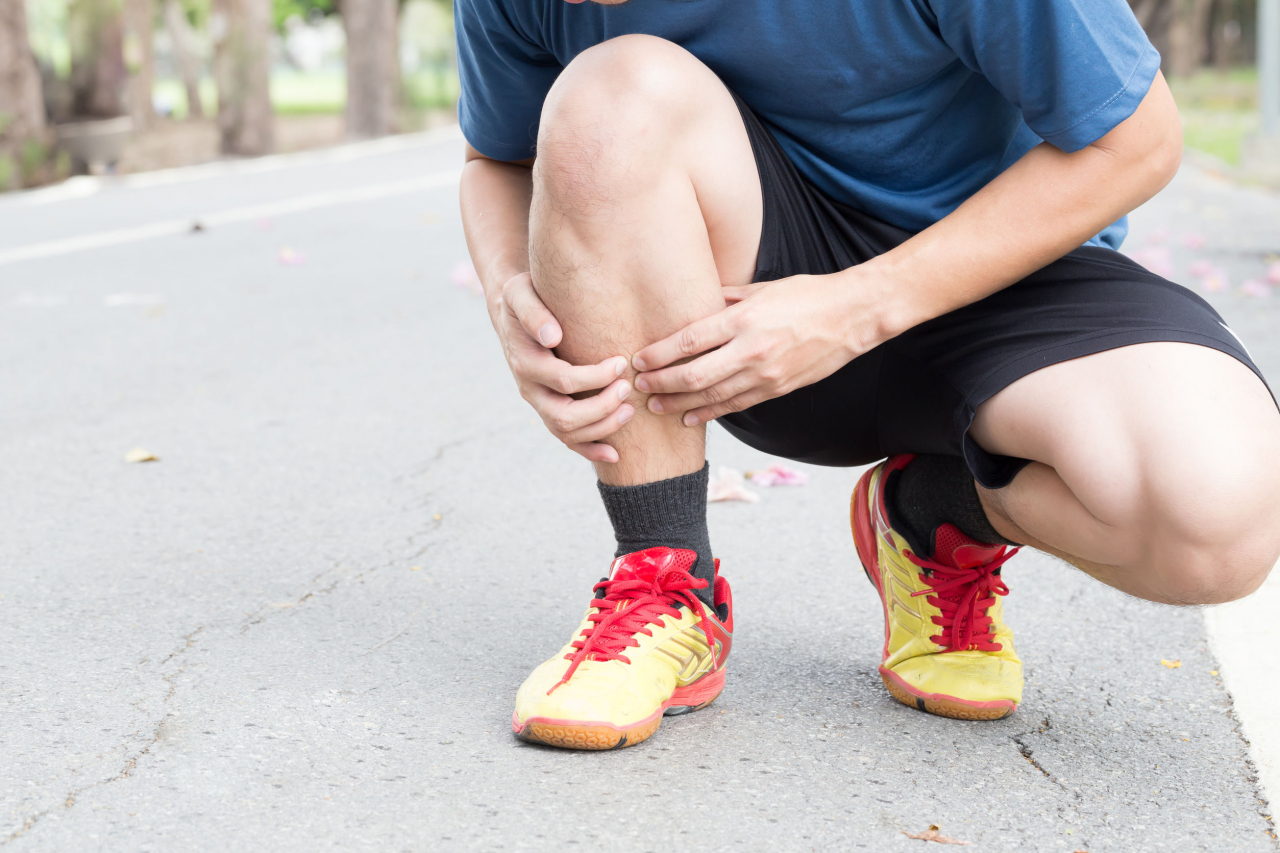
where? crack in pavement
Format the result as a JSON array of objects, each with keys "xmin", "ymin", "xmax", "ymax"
[
  {"xmin": 1010, "ymin": 717, "xmax": 1063, "ymax": 789},
  {"xmin": 237, "ymin": 425, "xmax": 519, "ymax": 635},
  {"xmin": 1, "ymin": 626, "xmax": 205, "ymax": 847}
]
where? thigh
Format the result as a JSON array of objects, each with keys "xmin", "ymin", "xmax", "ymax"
[{"xmin": 970, "ymin": 341, "xmax": 1280, "ymax": 524}]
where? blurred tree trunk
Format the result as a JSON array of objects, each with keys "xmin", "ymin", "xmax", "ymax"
[
  {"xmin": 342, "ymin": 0, "xmax": 398, "ymax": 139},
  {"xmin": 0, "ymin": 0, "xmax": 48, "ymax": 188},
  {"xmin": 123, "ymin": 0, "xmax": 155, "ymax": 128},
  {"xmin": 164, "ymin": 0, "xmax": 204, "ymax": 118},
  {"xmin": 213, "ymin": 0, "xmax": 273, "ymax": 154},
  {"xmin": 1167, "ymin": 0, "xmax": 1216, "ymax": 75},
  {"xmin": 68, "ymin": 0, "xmax": 128, "ymax": 117}
]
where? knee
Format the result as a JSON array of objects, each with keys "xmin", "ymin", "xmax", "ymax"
[
  {"xmin": 534, "ymin": 35, "xmax": 704, "ymax": 204},
  {"xmin": 1140, "ymin": 451, "xmax": 1280, "ymax": 605}
]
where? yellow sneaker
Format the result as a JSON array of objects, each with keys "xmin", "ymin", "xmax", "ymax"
[
  {"xmin": 851, "ymin": 454, "xmax": 1022, "ymax": 720},
  {"xmin": 512, "ymin": 547, "xmax": 733, "ymax": 749}
]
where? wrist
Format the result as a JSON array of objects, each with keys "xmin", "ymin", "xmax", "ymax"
[{"xmin": 831, "ymin": 258, "xmax": 922, "ymax": 349}]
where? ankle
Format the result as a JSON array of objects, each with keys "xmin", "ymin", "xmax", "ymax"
[{"xmin": 885, "ymin": 454, "xmax": 1019, "ymax": 557}]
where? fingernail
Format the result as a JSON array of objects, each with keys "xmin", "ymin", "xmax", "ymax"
[
  {"xmin": 635, "ymin": 376, "xmax": 650, "ymax": 393},
  {"xmin": 683, "ymin": 413, "xmax": 699, "ymax": 426},
  {"xmin": 614, "ymin": 358, "xmax": 626, "ymax": 376},
  {"xmin": 617, "ymin": 382, "xmax": 631, "ymax": 400},
  {"xmin": 649, "ymin": 398, "xmax": 663, "ymax": 414},
  {"xmin": 618, "ymin": 405, "xmax": 635, "ymax": 425},
  {"xmin": 633, "ymin": 355, "xmax": 647, "ymax": 371},
  {"xmin": 537, "ymin": 323, "xmax": 556, "ymax": 347}
]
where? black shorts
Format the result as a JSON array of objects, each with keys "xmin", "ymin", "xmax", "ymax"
[{"xmin": 717, "ymin": 94, "xmax": 1267, "ymax": 488}]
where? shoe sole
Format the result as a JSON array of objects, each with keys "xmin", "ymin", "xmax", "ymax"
[
  {"xmin": 851, "ymin": 462, "xmax": 1016, "ymax": 722},
  {"xmin": 511, "ymin": 668, "xmax": 726, "ymax": 750}
]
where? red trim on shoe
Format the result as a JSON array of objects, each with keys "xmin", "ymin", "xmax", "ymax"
[{"xmin": 851, "ymin": 455, "xmax": 915, "ymax": 663}]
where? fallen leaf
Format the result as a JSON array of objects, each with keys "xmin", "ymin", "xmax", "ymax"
[
  {"xmin": 1210, "ymin": 669, "xmax": 1219, "ymax": 675},
  {"xmin": 708, "ymin": 466, "xmax": 760, "ymax": 503},
  {"xmin": 902, "ymin": 825, "xmax": 970, "ymax": 845},
  {"xmin": 1161, "ymin": 659, "xmax": 1182, "ymax": 669},
  {"xmin": 124, "ymin": 448, "xmax": 159, "ymax": 463},
  {"xmin": 433, "ymin": 514, "xmax": 442, "ymax": 521},
  {"xmin": 278, "ymin": 246, "xmax": 306, "ymax": 266},
  {"xmin": 410, "ymin": 566, "xmax": 422, "ymax": 571},
  {"xmin": 747, "ymin": 464, "xmax": 809, "ymax": 487},
  {"xmin": 190, "ymin": 220, "xmax": 205, "ymax": 233}
]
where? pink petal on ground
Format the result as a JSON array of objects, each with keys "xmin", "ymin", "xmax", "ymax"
[
  {"xmin": 1129, "ymin": 247, "xmax": 1173, "ymax": 277},
  {"xmin": 1182, "ymin": 232, "xmax": 1207, "ymax": 249},
  {"xmin": 278, "ymin": 246, "xmax": 306, "ymax": 266},
  {"xmin": 708, "ymin": 467, "xmax": 760, "ymax": 503},
  {"xmin": 748, "ymin": 464, "xmax": 810, "ymax": 487},
  {"xmin": 1201, "ymin": 272, "xmax": 1229, "ymax": 293},
  {"xmin": 449, "ymin": 260, "xmax": 484, "ymax": 295},
  {"xmin": 1267, "ymin": 262, "xmax": 1280, "ymax": 285},
  {"xmin": 1188, "ymin": 260, "xmax": 1216, "ymax": 278},
  {"xmin": 1241, "ymin": 279, "xmax": 1271, "ymax": 298}
]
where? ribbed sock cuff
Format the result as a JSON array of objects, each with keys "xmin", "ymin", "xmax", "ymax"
[{"xmin": 597, "ymin": 463, "xmax": 714, "ymax": 605}]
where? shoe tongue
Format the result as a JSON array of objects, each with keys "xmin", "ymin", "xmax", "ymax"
[
  {"xmin": 931, "ymin": 524, "xmax": 1004, "ymax": 570},
  {"xmin": 608, "ymin": 547, "xmax": 696, "ymax": 584}
]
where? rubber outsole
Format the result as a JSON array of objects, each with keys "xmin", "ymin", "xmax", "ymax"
[
  {"xmin": 852, "ymin": 462, "xmax": 1017, "ymax": 722},
  {"xmin": 512, "ymin": 668, "xmax": 726, "ymax": 750},
  {"xmin": 880, "ymin": 668, "xmax": 1015, "ymax": 720}
]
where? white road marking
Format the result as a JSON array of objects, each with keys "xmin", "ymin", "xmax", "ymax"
[
  {"xmin": 1205, "ymin": 569, "xmax": 1280, "ymax": 805},
  {"xmin": 0, "ymin": 168, "xmax": 461, "ymax": 269}
]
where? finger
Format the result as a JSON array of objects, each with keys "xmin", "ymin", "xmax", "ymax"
[
  {"xmin": 503, "ymin": 273, "xmax": 562, "ymax": 348},
  {"xmin": 568, "ymin": 441, "xmax": 620, "ymax": 464},
  {"xmin": 681, "ymin": 388, "xmax": 773, "ymax": 426},
  {"xmin": 721, "ymin": 283, "xmax": 768, "ymax": 304},
  {"xmin": 561, "ymin": 402, "xmax": 635, "ymax": 444},
  {"xmin": 647, "ymin": 370, "xmax": 754, "ymax": 417},
  {"xmin": 635, "ymin": 347, "xmax": 739, "ymax": 398},
  {"xmin": 527, "ymin": 379, "xmax": 632, "ymax": 435},
  {"xmin": 632, "ymin": 310, "xmax": 736, "ymax": 372},
  {"xmin": 516, "ymin": 340, "xmax": 628, "ymax": 396}
]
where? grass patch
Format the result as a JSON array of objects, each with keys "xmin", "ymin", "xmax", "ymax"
[{"xmin": 1169, "ymin": 68, "xmax": 1259, "ymax": 165}]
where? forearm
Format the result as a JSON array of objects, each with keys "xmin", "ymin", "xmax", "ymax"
[
  {"xmin": 855, "ymin": 74, "xmax": 1183, "ymax": 340},
  {"xmin": 459, "ymin": 156, "xmax": 534, "ymax": 324}
]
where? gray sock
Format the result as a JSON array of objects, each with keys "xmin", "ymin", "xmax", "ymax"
[{"xmin": 597, "ymin": 463, "xmax": 715, "ymax": 607}]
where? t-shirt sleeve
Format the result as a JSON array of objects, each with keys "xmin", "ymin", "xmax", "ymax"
[
  {"xmin": 454, "ymin": 0, "xmax": 561, "ymax": 161},
  {"xmin": 928, "ymin": 0, "xmax": 1162, "ymax": 152}
]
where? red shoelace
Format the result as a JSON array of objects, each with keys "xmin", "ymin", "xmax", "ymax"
[
  {"xmin": 906, "ymin": 546, "xmax": 1020, "ymax": 651},
  {"xmin": 548, "ymin": 567, "xmax": 717, "ymax": 695}
]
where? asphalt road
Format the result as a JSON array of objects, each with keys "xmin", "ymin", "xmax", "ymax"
[{"xmin": 2, "ymin": 128, "xmax": 1278, "ymax": 852}]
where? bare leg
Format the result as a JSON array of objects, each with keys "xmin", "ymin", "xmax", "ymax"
[
  {"xmin": 970, "ymin": 342, "xmax": 1280, "ymax": 604},
  {"xmin": 528, "ymin": 35, "xmax": 762, "ymax": 486}
]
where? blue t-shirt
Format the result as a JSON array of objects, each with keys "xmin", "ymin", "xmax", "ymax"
[{"xmin": 455, "ymin": 0, "xmax": 1161, "ymax": 250}]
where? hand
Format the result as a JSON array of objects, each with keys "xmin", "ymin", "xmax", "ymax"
[
  {"xmin": 493, "ymin": 272, "xmax": 633, "ymax": 463},
  {"xmin": 632, "ymin": 273, "xmax": 887, "ymax": 425}
]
